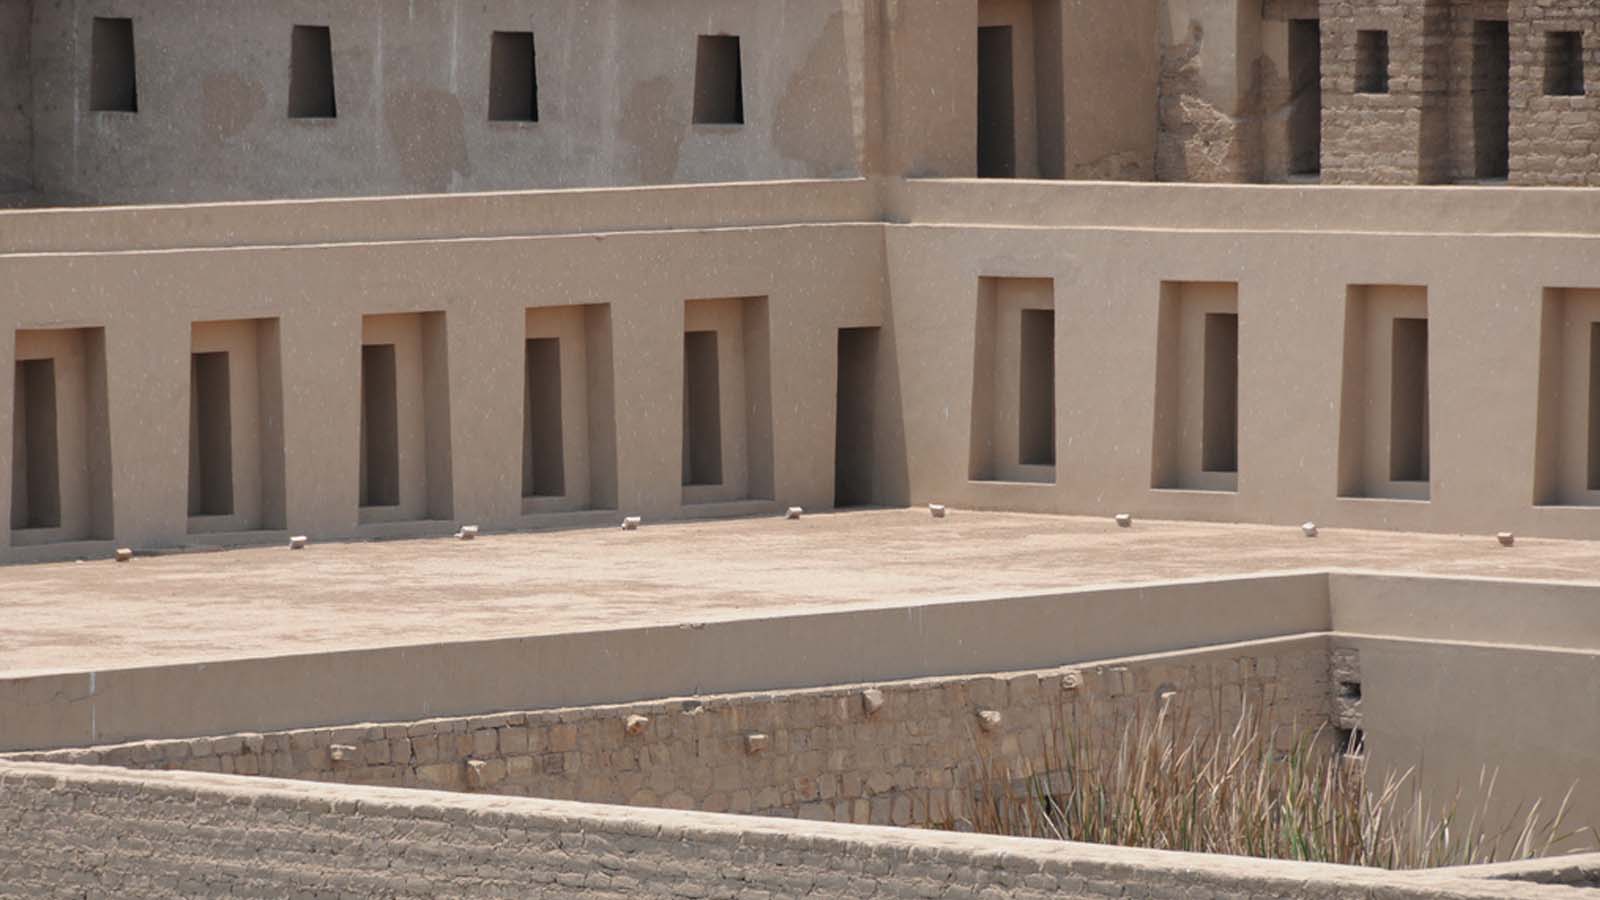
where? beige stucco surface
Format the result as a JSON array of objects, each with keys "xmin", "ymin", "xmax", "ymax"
[{"xmin": 2, "ymin": 508, "xmax": 1598, "ymax": 678}]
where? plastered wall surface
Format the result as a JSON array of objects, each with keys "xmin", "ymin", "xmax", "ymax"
[
  {"xmin": 0, "ymin": 761, "xmax": 1587, "ymax": 899},
  {"xmin": 2, "ymin": 638, "xmax": 1332, "ymax": 828}
]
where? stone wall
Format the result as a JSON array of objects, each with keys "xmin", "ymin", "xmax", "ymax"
[
  {"xmin": 0, "ymin": 761, "xmax": 1576, "ymax": 899},
  {"xmin": 4, "ymin": 637, "xmax": 1331, "ymax": 830},
  {"xmin": 1509, "ymin": 2, "xmax": 1600, "ymax": 185}
]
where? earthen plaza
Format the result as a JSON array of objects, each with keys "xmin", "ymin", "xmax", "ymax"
[{"xmin": 1, "ymin": 1, "xmax": 1600, "ymax": 897}]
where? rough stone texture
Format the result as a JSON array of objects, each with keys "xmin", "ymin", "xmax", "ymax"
[
  {"xmin": 4, "ymin": 638, "xmax": 1332, "ymax": 829},
  {"xmin": 1508, "ymin": 2, "xmax": 1600, "ymax": 185},
  {"xmin": 0, "ymin": 761, "xmax": 1586, "ymax": 899},
  {"xmin": 1158, "ymin": 16, "xmax": 1263, "ymax": 183}
]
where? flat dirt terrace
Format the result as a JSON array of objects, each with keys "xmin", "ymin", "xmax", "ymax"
[{"xmin": 2, "ymin": 509, "xmax": 1598, "ymax": 677}]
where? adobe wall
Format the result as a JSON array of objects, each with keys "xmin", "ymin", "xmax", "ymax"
[
  {"xmin": 0, "ymin": 762, "xmax": 1572, "ymax": 900},
  {"xmin": 2, "ymin": 637, "xmax": 1332, "ymax": 828},
  {"xmin": 1509, "ymin": 1, "xmax": 1600, "ymax": 185}
]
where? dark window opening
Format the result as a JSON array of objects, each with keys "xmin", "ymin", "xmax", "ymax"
[
  {"xmin": 1473, "ymin": 21, "xmax": 1510, "ymax": 179},
  {"xmin": 1339, "ymin": 681, "xmax": 1363, "ymax": 701},
  {"xmin": 1288, "ymin": 19, "xmax": 1322, "ymax": 175},
  {"xmin": 289, "ymin": 25, "xmax": 337, "ymax": 118},
  {"xmin": 10, "ymin": 360, "xmax": 61, "ymax": 531},
  {"xmin": 834, "ymin": 327, "xmax": 879, "ymax": 508},
  {"xmin": 976, "ymin": 25, "xmax": 1016, "ymax": 178},
  {"xmin": 1587, "ymin": 324, "xmax": 1600, "ymax": 491},
  {"xmin": 1335, "ymin": 727, "xmax": 1365, "ymax": 757},
  {"xmin": 188, "ymin": 352, "xmax": 235, "ymax": 517},
  {"xmin": 90, "ymin": 17, "xmax": 138, "ymax": 112},
  {"xmin": 693, "ymin": 35, "xmax": 744, "ymax": 125},
  {"xmin": 1389, "ymin": 318, "xmax": 1429, "ymax": 483},
  {"xmin": 1018, "ymin": 309, "xmax": 1055, "ymax": 466},
  {"xmin": 1546, "ymin": 31, "xmax": 1585, "ymax": 97},
  {"xmin": 360, "ymin": 344, "xmax": 400, "ymax": 507},
  {"xmin": 489, "ymin": 31, "xmax": 539, "ymax": 122},
  {"xmin": 523, "ymin": 338, "xmax": 565, "ymax": 498},
  {"xmin": 1202, "ymin": 313, "xmax": 1239, "ymax": 474},
  {"xmin": 682, "ymin": 331, "xmax": 723, "ymax": 486},
  {"xmin": 1356, "ymin": 30, "xmax": 1390, "ymax": 94}
]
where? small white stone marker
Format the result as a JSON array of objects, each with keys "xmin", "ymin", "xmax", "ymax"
[
  {"xmin": 1302, "ymin": 522, "xmax": 1319, "ymax": 538},
  {"xmin": 976, "ymin": 709, "xmax": 1003, "ymax": 732},
  {"xmin": 929, "ymin": 503, "xmax": 947, "ymax": 519},
  {"xmin": 1497, "ymin": 532, "xmax": 1515, "ymax": 547},
  {"xmin": 329, "ymin": 744, "xmax": 357, "ymax": 763},
  {"xmin": 465, "ymin": 758, "xmax": 488, "ymax": 788},
  {"xmin": 625, "ymin": 714, "xmax": 650, "ymax": 736},
  {"xmin": 861, "ymin": 688, "xmax": 886, "ymax": 716},
  {"xmin": 785, "ymin": 506, "xmax": 803, "ymax": 520},
  {"xmin": 744, "ymin": 732, "xmax": 769, "ymax": 755},
  {"xmin": 1115, "ymin": 513, "xmax": 1133, "ymax": 528},
  {"xmin": 456, "ymin": 525, "xmax": 479, "ymax": 541},
  {"xmin": 621, "ymin": 516, "xmax": 642, "ymax": 531},
  {"xmin": 114, "ymin": 548, "xmax": 133, "ymax": 563},
  {"xmin": 289, "ymin": 535, "xmax": 308, "ymax": 550},
  {"xmin": 1061, "ymin": 669, "xmax": 1084, "ymax": 692}
]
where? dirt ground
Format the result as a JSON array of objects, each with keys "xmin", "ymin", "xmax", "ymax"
[{"xmin": 2, "ymin": 508, "xmax": 1598, "ymax": 676}]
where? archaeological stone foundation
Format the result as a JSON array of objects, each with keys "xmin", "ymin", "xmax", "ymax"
[{"xmin": 2, "ymin": 1, "xmax": 1600, "ymax": 897}]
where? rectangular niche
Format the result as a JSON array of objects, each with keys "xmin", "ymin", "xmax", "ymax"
[
  {"xmin": 90, "ymin": 17, "xmax": 138, "ymax": 113},
  {"xmin": 969, "ymin": 277, "xmax": 1055, "ymax": 484},
  {"xmin": 682, "ymin": 297, "xmax": 772, "ymax": 505},
  {"xmin": 1151, "ymin": 282, "xmax": 1239, "ymax": 492},
  {"xmin": 1533, "ymin": 289, "xmax": 1600, "ymax": 506},
  {"xmin": 289, "ymin": 25, "xmax": 337, "ymax": 119},
  {"xmin": 1288, "ymin": 19, "xmax": 1322, "ymax": 176},
  {"xmin": 693, "ymin": 35, "xmax": 744, "ymax": 125},
  {"xmin": 1472, "ymin": 20, "xmax": 1510, "ymax": 180},
  {"xmin": 522, "ymin": 305, "xmax": 618, "ymax": 515},
  {"xmin": 975, "ymin": 0, "xmax": 1064, "ymax": 179},
  {"xmin": 488, "ymin": 31, "xmax": 539, "ymax": 122},
  {"xmin": 1337, "ymin": 286, "xmax": 1430, "ymax": 501},
  {"xmin": 10, "ymin": 329, "xmax": 113, "ymax": 546},
  {"xmin": 188, "ymin": 320, "xmax": 287, "ymax": 535},
  {"xmin": 359, "ymin": 313, "xmax": 451, "ymax": 525},
  {"xmin": 1356, "ymin": 30, "xmax": 1390, "ymax": 94},
  {"xmin": 1545, "ymin": 31, "xmax": 1584, "ymax": 97},
  {"xmin": 834, "ymin": 327, "xmax": 880, "ymax": 508}
]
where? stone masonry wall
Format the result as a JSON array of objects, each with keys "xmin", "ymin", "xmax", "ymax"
[
  {"xmin": 1509, "ymin": 2, "xmax": 1600, "ymax": 185},
  {"xmin": 1, "ymin": 761, "xmax": 1569, "ymax": 900},
  {"xmin": 4, "ymin": 637, "xmax": 1332, "ymax": 831}
]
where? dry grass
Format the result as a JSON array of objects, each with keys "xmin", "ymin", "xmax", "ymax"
[{"xmin": 954, "ymin": 694, "xmax": 1596, "ymax": 869}]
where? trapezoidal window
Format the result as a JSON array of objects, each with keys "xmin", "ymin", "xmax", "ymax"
[
  {"xmin": 90, "ymin": 17, "xmax": 137, "ymax": 112},
  {"xmin": 11, "ymin": 359, "xmax": 61, "ymax": 531},
  {"xmin": 1151, "ymin": 283, "xmax": 1238, "ymax": 492},
  {"xmin": 188, "ymin": 352, "xmax": 234, "ymax": 517},
  {"xmin": 682, "ymin": 331, "xmax": 723, "ymax": 486},
  {"xmin": 1018, "ymin": 309, "xmax": 1055, "ymax": 466},
  {"xmin": 693, "ymin": 35, "xmax": 744, "ymax": 124},
  {"xmin": 289, "ymin": 25, "xmax": 337, "ymax": 118},
  {"xmin": 1337, "ymin": 286, "xmax": 1429, "ymax": 501},
  {"xmin": 1546, "ymin": 31, "xmax": 1585, "ymax": 97},
  {"xmin": 360, "ymin": 343, "xmax": 400, "ymax": 508},
  {"xmin": 976, "ymin": 25, "xmax": 1015, "ymax": 178},
  {"xmin": 523, "ymin": 338, "xmax": 564, "ymax": 498},
  {"xmin": 489, "ymin": 31, "xmax": 539, "ymax": 122},
  {"xmin": 834, "ymin": 327, "xmax": 879, "ymax": 508},
  {"xmin": 1288, "ymin": 19, "xmax": 1321, "ymax": 175},
  {"xmin": 1473, "ymin": 21, "xmax": 1510, "ymax": 179},
  {"xmin": 1356, "ymin": 30, "xmax": 1390, "ymax": 94},
  {"xmin": 969, "ymin": 278, "xmax": 1054, "ymax": 484},
  {"xmin": 1531, "ymin": 290, "xmax": 1600, "ymax": 506},
  {"xmin": 1388, "ymin": 318, "xmax": 1429, "ymax": 483}
]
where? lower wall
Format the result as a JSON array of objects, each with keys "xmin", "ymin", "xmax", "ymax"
[
  {"xmin": 0, "ymin": 761, "xmax": 1575, "ymax": 899},
  {"xmin": 4, "ymin": 636, "xmax": 1331, "ymax": 828}
]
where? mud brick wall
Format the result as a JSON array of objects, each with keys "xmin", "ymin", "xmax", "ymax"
[
  {"xmin": 1509, "ymin": 2, "xmax": 1600, "ymax": 185},
  {"xmin": 5, "ymin": 637, "xmax": 1332, "ymax": 830}
]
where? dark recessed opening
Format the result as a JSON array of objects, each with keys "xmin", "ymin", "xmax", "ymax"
[
  {"xmin": 289, "ymin": 25, "xmax": 337, "ymax": 119},
  {"xmin": 1587, "ymin": 324, "xmax": 1600, "ymax": 491},
  {"xmin": 1356, "ymin": 30, "xmax": 1390, "ymax": 94},
  {"xmin": 1389, "ymin": 317, "xmax": 1429, "ymax": 483},
  {"xmin": 1473, "ymin": 21, "xmax": 1510, "ymax": 179},
  {"xmin": 976, "ymin": 25, "xmax": 1016, "ymax": 178},
  {"xmin": 1545, "ymin": 31, "xmax": 1585, "ymax": 97},
  {"xmin": 1018, "ymin": 309, "xmax": 1055, "ymax": 466},
  {"xmin": 523, "ymin": 338, "xmax": 565, "ymax": 498},
  {"xmin": 489, "ymin": 31, "xmax": 538, "ymax": 122},
  {"xmin": 10, "ymin": 359, "xmax": 61, "ymax": 531},
  {"xmin": 90, "ymin": 17, "xmax": 138, "ymax": 113},
  {"xmin": 682, "ymin": 330, "xmax": 723, "ymax": 486},
  {"xmin": 834, "ymin": 327, "xmax": 879, "ymax": 508},
  {"xmin": 1335, "ymin": 727, "xmax": 1365, "ymax": 757},
  {"xmin": 1339, "ymin": 681, "xmax": 1363, "ymax": 701},
  {"xmin": 188, "ymin": 352, "xmax": 235, "ymax": 517},
  {"xmin": 1288, "ymin": 19, "xmax": 1321, "ymax": 175},
  {"xmin": 693, "ymin": 35, "xmax": 744, "ymax": 125},
  {"xmin": 360, "ymin": 344, "xmax": 400, "ymax": 508},
  {"xmin": 1202, "ymin": 313, "xmax": 1239, "ymax": 474}
]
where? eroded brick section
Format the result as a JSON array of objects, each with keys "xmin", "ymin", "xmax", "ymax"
[
  {"xmin": 5, "ymin": 638, "xmax": 1332, "ymax": 829},
  {"xmin": 1159, "ymin": 17, "xmax": 1263, "ymax": 183}
]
